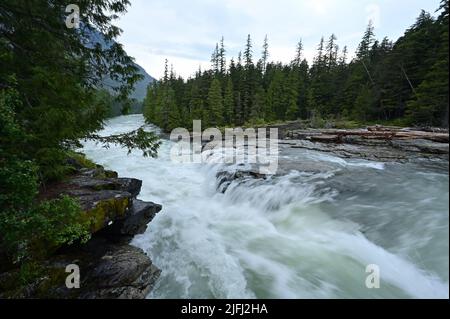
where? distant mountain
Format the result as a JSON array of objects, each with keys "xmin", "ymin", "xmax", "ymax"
[
  {"xmin": 84, "ymin": 26, "xmax": 155, "ymax": 102},
  {"xmin": 129, "ymin": 63, "xmax": 155, "ymax": 101},
  {"xmin": 100, "ymin": 61, "xmax": 155, "ymax": 102}
]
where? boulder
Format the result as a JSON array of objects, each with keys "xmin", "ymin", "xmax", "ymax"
[
  {"xmin": 102, "ymin": 199, "xmax": 162, "ymax": 237},
  {"xmin": 1, "ymin": 163, "xmax": 162, "ymax": 299},
  {"xmin": 0, "ymin": 238, "xmax": 160, "ymax": 299},
  {"xmin": 79, "ymin": 243, "xmax": 160, "ymax": 299},
  {"xmin": 116, "ymin": 178, "xmax": 143, "ymax": 198}
]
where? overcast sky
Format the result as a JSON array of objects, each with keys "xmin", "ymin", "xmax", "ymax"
[{"xmin": 115, "ymin": 0, "xmax": 442, "ymax": 79}]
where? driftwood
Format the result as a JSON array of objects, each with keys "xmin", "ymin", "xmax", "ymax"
[{"xmin": 291, "ymin": 125, "xmax": 449, "ymax": 144}]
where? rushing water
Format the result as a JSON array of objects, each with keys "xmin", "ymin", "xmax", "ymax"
[{"xmin": 82, "ymin": 114, "xmax": 449, "ymax": 299}]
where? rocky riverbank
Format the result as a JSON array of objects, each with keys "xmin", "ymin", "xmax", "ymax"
[
  {"xmin": 0, "ymin": 163, "xmax": 162, "ymax": 299},
  {"xmin": 210, "ymin": 124, "xmax": 449, "ymax": 189},
  {"xmin": 281, "ymin": 125, "xmax": 449, "ymax": 163},
  {"xmin": 225, "ymin": 123, "xmax": 446, "ymax": 167}
]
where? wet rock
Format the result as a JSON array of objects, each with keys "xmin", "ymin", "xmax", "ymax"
[
  {"xmin": 216, "ymin": 170, "xmax": 267, "ymax": 193},
  {"xmin": 285, "ymin": 139, "xmax": 448, "ymax": 163},
  {"xmin": 116, "ymin": 178, "xmax": 142, "ymax": 198},
  {"xmin": 79, "ymin": 243, "xmax": 160, "ymax": 299},
  {"xmin": 3, "ymin": 164, "xmax": 163, "ymax": 299},
  {"xmin": 391, "ymin": 139, "xmax": 449, "ymax": 154},
  {"xmin": 3, "ymin": 238, "xmax": 161, "ymax": 299},
  {"xmin": 279, "ymin": 126, "xmax": 449, "ymax": 163},
  {"xmin": 102, "ymin": 199, "xmax": 162, "ymax": 237}
]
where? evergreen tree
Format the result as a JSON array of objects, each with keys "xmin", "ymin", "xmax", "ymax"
[
  {"xmin": 326, "ymin": 34, "xmax": 338, "ymax": 69},
  {"xmin": 285, "ymin": 71, "xmax": 300, "ymax": 120},
  {"xmin": 207, "ymin": 78, "xmax": 224, "ymax": 126},
  {"xmin": 407, "ymin": 0, "xmax": 449, "ymax": 126},
  {"xmin": 224, "ymin": 78, "xmax": 234, "ymax": 124},
  {"xmin": 143, "ymin": 1, "xmax": 449, "ymax": 130},
  {"xmin": 219, "ymin": 37, "xmax": 227, "ymax": 76},
  {"xmin": 293, "ymin": 39, "xmax": 303, "ymax": 66},
  {"xmin": 1, "ymin": 0, "xmax": 160, "ymax": 264},
  {"xmin": 250, "ymin": 86, "xmax": 266, "ymax": 121},
  {"xmin": 211, "ymin": 43, "xmax": 219, "ymax": 74},
  {"xmin": 244, "ymin": 34, "xmax": 253, "ymax": 68},
  {"xmin": 166, "ymin": 88, "xmax": 181, "ymax": 130},
  {"xmin": 357, "ymin": 21, "xmax": 375, "ymax": 59},
  {"xmin": 261, "ymin": 35, "xmax": 270, "ymax": 73}
]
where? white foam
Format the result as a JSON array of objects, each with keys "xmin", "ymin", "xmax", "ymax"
[{"xmin": 81, "ymin": 115, "xmax": 448, "ymax": 299}]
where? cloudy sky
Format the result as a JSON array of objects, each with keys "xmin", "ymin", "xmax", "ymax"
[{"xmin": 115, "ymin": 0, "xmax": 442, "ymax": 79}]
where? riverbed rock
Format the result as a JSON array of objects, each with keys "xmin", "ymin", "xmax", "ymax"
[
  {"xmin": 1, "ymin": 163, "xmax": 162, "ymax": 299},
  {"xmin": 79, "ymin": 243, "xmax": 160, "ymax": 299},
  {"xmin": 1, "ymin": 237, "xmax": 160, "ymax": 299},
  {"xmin": 101, "ymin": 199, "xmax": 162, "ymax": 238},
  {"xmin": 216, "ymin": 169, "xmax": 267, "ymax": 193},
  {"xmin": 282, "ymin": 136, "xmax": 448, "ymax": 163}
]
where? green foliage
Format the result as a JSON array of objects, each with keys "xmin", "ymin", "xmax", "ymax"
[
  {"xmin": 1, "ymin": 194, "xmax": 89, "ymax": 263},
  {"xmin": 0, "ymin": 1, "xmax": 160, "ymax": 272},
  {"xmin": 143, "ymin": 1, "xmax": 448, "ymax": 131},
  {"xmin": 0, "ymin": 89, "xmax": 90, "ymax": 263},
  {"xmin": 223, "ymin": 78, "xmax": 234, "ymax": 124},
  {"xmin": 88, "ymin": 127, "xmax": 161, "ymax": 158},
  {"xmin": 208, "ymin": 79, "xmax": 224, "ymax": 127},
  {"xmin": 66, "ymin": 151, "xmax": 97, "ymax": 170}
]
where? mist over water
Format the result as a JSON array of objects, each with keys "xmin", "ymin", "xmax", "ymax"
[{"xmin": 82, "ymin": 115, "xmax": 449, "ymax": 299}]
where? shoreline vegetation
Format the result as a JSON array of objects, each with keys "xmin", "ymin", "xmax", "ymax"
[
  {"xmin": 1, "ymin": 153, "xmax": 162, "ymax": 298},
  {"xmin": 143, "ymin": 1, "xmax": 449, "ymax": 133},
  {"xmin": 0, "ymin": 1, "xmax": 161, "ymax": 298},
  {"xmin": 0, "ymin": 0, "xmax": 448, "ymax": 299}
]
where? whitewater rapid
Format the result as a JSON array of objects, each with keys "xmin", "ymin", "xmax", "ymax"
[{"xmin": 81, "ymin": 114, "xmax": 449, "ymax": 299}]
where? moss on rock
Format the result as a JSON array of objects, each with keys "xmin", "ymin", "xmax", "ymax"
[{"xmin": 85, "ymin": 196, "xmax": 130, "ymax": 233}]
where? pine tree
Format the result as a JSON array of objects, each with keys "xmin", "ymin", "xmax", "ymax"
[
  {"xmin": 244, "ymin": 34, "xmax": 253, "ymax": 69},
  {"xmin": 0, "ymin": 0, "xmax": 161, "ymax": 263},
  {"xmin": 207, "ymin": 78, "xmax": 224, "ymax": 126},
  {"xmin": 211, "ymin": 43, "xmax": 219, "ymax": 74},
  {"xmin": 163, "ymin": 59, "xmax": 169, "ymax": 83},
  {"xmin": 250, "ymin": 86, "xmax": 266, "ymax": 121},
  {"xmin": 219, "ymin": 37, "xmax": 226, "ymax": 76},
  {"xmin": 235, "ymin": 91, "xmax": 244, "ymax": 125},
  {"xmin": 166, "ymin": 88, "xmax": 181, "ymax": 130},
  {"xmin": 145, "ymin": 1, "xmax": 449, "ymax": 130},
  {"xmin": 339, "ymin": 46, "xmax": 348, "ymax": 66},
  {"xmin": 406, "ymin": 0, "xmax": 449, "ymax": 126},
  {"xmin": 314, "ymin": 37, "xmax": 326, "ymax": 69},
  {"xmin": 326, "ymin": 34, "xmax": 338, "ymax": 69},
  {"xmin": 266, "ymin": 69, "xmax": 284, "ymax": 121},
  {"xmin": 189, "ymin": 82, "xmax": 204, "ymax": 122},
  {"xmin": 261, "ymin": 35, "xmax": 269, "ymax": 73},
  {"xmin": 224, "ymin": 78, "xmax": 234, "ymax": 124},
  {"xmin": 242, "ymin": 34, "xmax": 254, "ymax": 122},
  {"xmin": 285, "ymin": 71, "xmax": 300, "ymax": 120},
  {"xmin": 357, "ymin": 21, "xmax": 375, "ymax": 59},
  {"xmin": 293, "ymin": 39, "xmax": 303, "ymax": 66}
]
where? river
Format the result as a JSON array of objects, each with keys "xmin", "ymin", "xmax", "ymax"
[{"xmin": 81, "ymin": 114, "xmax": 449, "ymax": 299}]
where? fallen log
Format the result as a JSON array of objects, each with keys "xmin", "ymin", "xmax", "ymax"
[
  {"xmin": 288, "ymin": 128, "xmax": 449, "ymax": 143},
  {"xmin": 310, "ymin": 135, "xmax": 341, "ymax": 143}
]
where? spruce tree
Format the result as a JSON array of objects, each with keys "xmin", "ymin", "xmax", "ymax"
[
  {"xmin": 244, "ymin": 34, "xmax": 253, "ymax": 68},
  {"xmin": 357, "ymin": 21, "xmax": 375, "ymax": 59},
  {"xmin": 261, "ymin": 35, "xmax": 269, "ymax": 73},
  {"xmin": 293, "ymin": 39, "xmax": 303, "ymax": 66},
  {"xmin": 219, "ymin": 37, "xmax": 227, "ymax": 76},
  {"xmin": 224, "ymin": 78, "xmax": 234, "ymax": 125},
  {"xmin": 207, "ymin": 78, "xmax": 224, "ymax": 127}
]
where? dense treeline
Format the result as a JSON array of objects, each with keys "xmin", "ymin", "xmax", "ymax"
[
  {"xmin": 0, "ymin": 1, "xmax": 159, "ymax": 267},
  {"xmin": 144, "ymin": 1, "xmax": 449, "ymax": 131}
]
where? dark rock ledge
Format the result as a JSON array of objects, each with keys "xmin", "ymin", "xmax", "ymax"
[{"xmin": 1, "ymin": 165, "xmax": 162, "ymax": 299}]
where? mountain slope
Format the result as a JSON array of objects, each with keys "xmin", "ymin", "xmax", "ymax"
[{"xmin": 85, "ymin": 26, "xmax": 155, "ymax": 102}]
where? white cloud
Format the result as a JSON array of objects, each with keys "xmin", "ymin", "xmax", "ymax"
[{"xmin": 116, "ymin": 0, "xmax": 442, "ymax": 79}]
